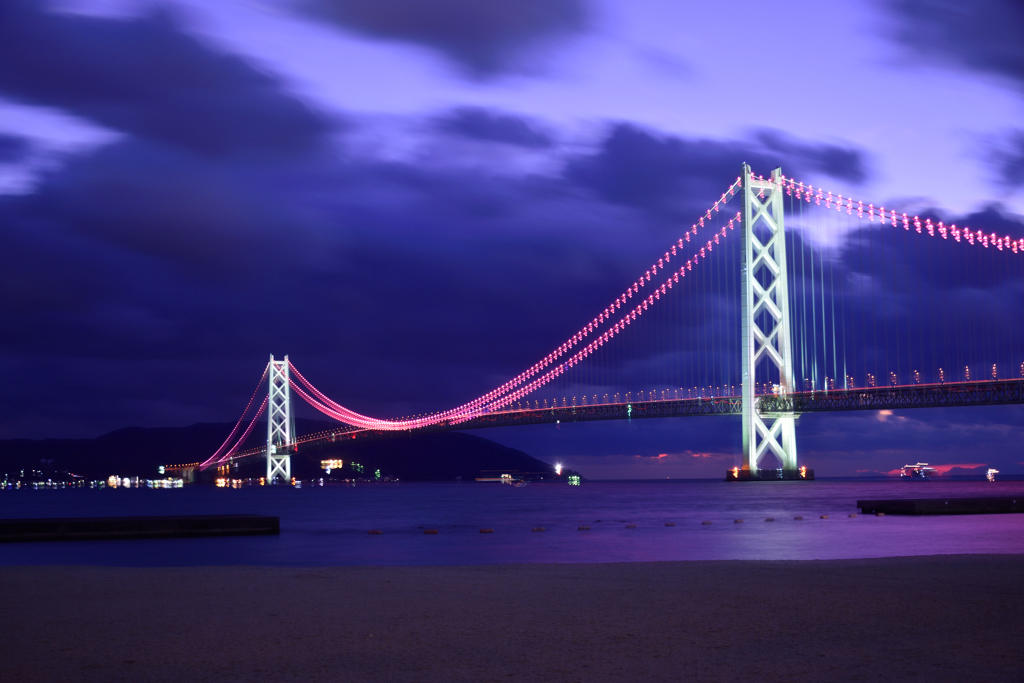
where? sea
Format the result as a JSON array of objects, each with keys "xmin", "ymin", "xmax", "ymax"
[{"xmin": 2, "ymin": 479, "xmax": 1023, "ymax": 566}]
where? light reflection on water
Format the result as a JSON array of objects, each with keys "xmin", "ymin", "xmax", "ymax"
[{"xmin": 1, "ymin": 480, "xmax": 1023, "ymax": 566}]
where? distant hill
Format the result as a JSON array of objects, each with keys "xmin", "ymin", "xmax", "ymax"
[{"xmin": 0, "ymin": 420, "xmax": 569, "ymax": 482}]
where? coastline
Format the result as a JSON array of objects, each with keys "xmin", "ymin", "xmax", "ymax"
[{"xmin": 3, "ymin": 555, "xmax": 1023, "ymax": 682}]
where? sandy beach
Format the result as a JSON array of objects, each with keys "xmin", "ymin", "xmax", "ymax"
[{"xmin": 2, "ymin": 555, "xmax": 1022, "ymax": 682}]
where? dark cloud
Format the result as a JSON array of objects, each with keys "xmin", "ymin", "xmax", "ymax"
[
  {"xmin": 0, "ymin": 0, "xmax": 331, "ymax": 156},
  {"xmin": 13, "ymin": 140, "xmax": 305, "ymax": 271},
  {"xmin": 564, "ymin": 125, "xmax": 751, "ymax": 215},
  {"xmin": 754, "ymin": 129, "xmax": 868, "ymax": 184},
  {"xmin": 1, "ymin": 119, "xmax": 754, "ymax": 438},
  {"xmin": 434, "ymin": 107, "xmax": 554, "ymax": 148},
  {"xmin": 303, "ymin": 0, "xmax": 588, "ymax": 77},
  {"xmin": 564, "ymin": 124, "xmax": 870, "ymax": 218},
  {"xmin": 885, "ymin": 0, "xmax": 1024, "ymax": 89},
  {"xmin": 0, "ymin": 133, "xmax": 32, "ymax": 163},
  {"xmin": 990, "ymin": 130, "xmax": 1024, "ymax": 187}
]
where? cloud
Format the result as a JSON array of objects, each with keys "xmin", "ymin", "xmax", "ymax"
[
  {"xmin": 0, "ymin": 113, "xmax": 784, "ymax": 437},
  {"xmin": 633, "ymin": 47, "xmax": 692, "ymax": 80},
  {"xmin": 0, "ymin": 0, "xmax": 331, "ymax": 156},
  {"xmin": 940, "ymin": 464, "xmax": 989, "ymax": 475},
  {"xmin": 301, "ymin": 0, "xmax": 589, "ymax": 77},
  {"xmin": 631, "ymin": 450, "xmax": 732, "ymax": 461},
  {"xmin": 5, "ymin": 139, "xmax": 313, "ymax": 272},
  {"xmin": 0, "ymin": 133, "xmax": 32, "ymax": 163},
  {"xmin": 564, "ymin": 123, "xmax": 871, "ymax": 218},
  {"xmin": 884, "ymin": 0, "xmax": 1024, "ymax": 90},
  {"xmin": 753, "ymin": 129, "xmax": 868, "ymax": 184},
  {"xmin": 989, "ymin": 130, "xmax": 1024, "ymax": 188},
  {"xmin": 434, "ymin": 107, "xmax": 554, "ymax": 148}
]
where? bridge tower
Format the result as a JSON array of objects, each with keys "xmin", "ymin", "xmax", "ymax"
[
  {"xmin": 740, "ymin": 164, "xmax": 799, "ymax": 476},
  {"xmin": 266, "ymin": 354, "xmax": 295, "ymax": 483}
]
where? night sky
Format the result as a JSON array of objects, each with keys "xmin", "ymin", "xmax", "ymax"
[{"xmin": 2, "ymin": 0, "xmax": 1023, "ymax": 477}]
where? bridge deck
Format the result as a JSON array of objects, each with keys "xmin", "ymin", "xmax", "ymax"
[
  {"xmin": 293, "ymin": 396, "xmax": 743, "ymax": 453},
  {"xmin": 758, "ymin": 379, "xmax": 1024, "ymax": 414},
  {"xmin": 219, "ymin": 379, "xmax": 1024, "ymax": 465}
]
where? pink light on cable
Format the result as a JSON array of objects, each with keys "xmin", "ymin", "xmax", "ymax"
[
  {"xmin": 781, "ymin": 173, "xmax": 1024, "ymax": 259},
  {"xmin": 200, "ymin": 365, "xmax": 270, "ymax": 469}
]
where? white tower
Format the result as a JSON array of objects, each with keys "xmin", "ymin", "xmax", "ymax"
[
  {"xmin": 740, "ymin": 164, "xmax": 798, "ymax": 475},
  {"xmin": 266, "ymin": 354, "xmax": 295, "ymax": 483}
]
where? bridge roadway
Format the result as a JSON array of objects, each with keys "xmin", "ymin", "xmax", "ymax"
[
  {"xmin": 220, "ymin": 378, "xmax": 1024, "ymax": 464},
  {"xmin": 288, "ymin": 396, "xmax": 744, "ymax": 456},
  {"xmin": 757, "ymin": 378, "xmax": 1024, "ymax": 415}
]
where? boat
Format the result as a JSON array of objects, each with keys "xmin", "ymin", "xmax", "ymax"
[
  {"xmin": 986, "ymin": 468, "xmax": 999, "ymax": 482},
  {"xmin": 901, "ymin": 463, "xmax": 937, "ymax": 479}
]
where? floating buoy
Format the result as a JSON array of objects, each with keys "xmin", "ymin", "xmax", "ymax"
[
  {"xmin": 701, "ymin": 521, "xmax": 713, "ymax": 525},
  {"xmin": 665, "ymin": 522, "xmax": 676, "ymax": 527},
  {"xmin": 424, "ymin": 529, "xmax": 438, "ymax": 535},
  {"xmin": 367, "ymin": 529, "xmax": 382, "ymax": 535},
  {"xmin": 794, "ymin": 516, "xmax": 804, "ymax": 520},
  {"xmin": 532, "ymin": 527, "xmax": 545, "ymax": 532},
  {"xmin": 625, "ymin": 524, "xmax": 637, "ymax": 528},
  {"xmin": 479, "ymin": 528, "xmax": 493, "ymax": 533},
  {"xmin": 875, "ymin": 512, "xmax": 885, "ymax": 517},
  {"xmin": 734, "ymin": 519, "xmax": 744, "ymax": 524},
  {"xmin": 578, "ymin": 525, "xmax": 590, "ymax": 531},
  {"xmin": 820, "ymin": 515, "xmax": 829, "ymax": 519},
  {"xmin": 849, "ymin": 513, "xmax": 857, "ymax": 518}
]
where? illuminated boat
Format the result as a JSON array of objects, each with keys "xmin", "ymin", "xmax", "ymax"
[{"xmin": 900, "ymin": 463, "xmax": 937, "ymax": 479}]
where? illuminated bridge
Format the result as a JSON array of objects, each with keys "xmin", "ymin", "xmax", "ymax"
[{"xmin": 196, "ymin": 165, "xmax": 1024, "ymax": 481}]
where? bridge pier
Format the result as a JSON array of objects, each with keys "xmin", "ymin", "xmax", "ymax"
[
  {"xmin": 738, "ymin": 164, "xmax": 802, "ymax": 480},
  {"xmin": 266, "ymin": 354, "xmax": 295, "ymax": 483}
]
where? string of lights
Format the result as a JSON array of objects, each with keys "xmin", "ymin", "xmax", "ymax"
[{"xmin": 780, "ymin": 175, "xmax": 1024, "ymax": 254}]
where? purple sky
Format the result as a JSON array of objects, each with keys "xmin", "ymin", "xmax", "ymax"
[{"xmin": 2, "ymin": 0, "xmax": 1023, "ymax": 477}]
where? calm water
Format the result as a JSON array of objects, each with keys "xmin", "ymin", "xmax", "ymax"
[{"xmin": 1, "ymin": 480, "xmax": 1023, "ymax": 566}]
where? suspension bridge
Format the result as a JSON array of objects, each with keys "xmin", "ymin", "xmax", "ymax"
[{"xmin": 193, "ymin": 164, "xmax": 1024, "ymax": 482}]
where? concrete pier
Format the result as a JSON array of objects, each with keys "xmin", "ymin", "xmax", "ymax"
[
  {"xmin": 856, "ymin": 497, "xmax": 1024, "ymax": 515},
  {"xmin": 0, "ymin": 514, "xmax": 279, "ymax": 542}
]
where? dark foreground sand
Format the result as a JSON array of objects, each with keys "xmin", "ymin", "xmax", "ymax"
[{"xmin": 2, "ymin": 555, "xmax": 1023, "ymax": 682}]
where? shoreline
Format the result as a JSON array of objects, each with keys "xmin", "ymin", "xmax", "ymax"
[{"xmin": 3, "ymin": 554, "xmax": 1023, "ymax": 681}]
